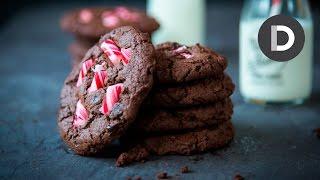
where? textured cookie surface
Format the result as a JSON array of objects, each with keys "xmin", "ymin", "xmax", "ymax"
[
  {"xmin": 134, "ymin": 98, "xmax": 233, "ymax": 133},
  {"xmin": 61, "ymin": 7, "xmax": 159, "ymax": 39},
  {"xmin": 155, "ymin": 42, "xmax": 228, "ymax": 84},
  {"xmin": 149, "ymin": 74, "xmax": 234, "ymax": 107},
  {"xmin": 58, "ymin": 26, "xmax": 155, "ymax": 155},
  {"xmin": 117, "ymin": 121, "xmax": 234, "ymax": 166},
  {"xmin": 144, "ymin": 121, "xmax": 234, "ymax": 155}
]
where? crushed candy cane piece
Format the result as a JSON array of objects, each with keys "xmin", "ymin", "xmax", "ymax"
[
  {"xmin": 91, "ymin": 62, "xmax": 105, "ymax": 72},
  {"xmin": 114, "ymin": 7, "xmax": 131, "ymax": 19},
  {"xmin": 73, "ymin": 100, "xmax": 89, "ymax": 128},
  {"xmin": 100, "ymin": 39, "xmax": 130, "ymax": 65},
  {"xmin": 173, "ymin": 46, "xmax": 193, "ymax": 59},
  {"xmin": 100, "ymin": 39, "xmax": 122, "ymax": 65},
  {"xmin": 76, "ymin": 58, "xmax": 94, "ymax": 87},
  {"xmin": 114, "ymin": 6, "xmax": 140, "ymax": 21},
  {"xmin": 101, "ymin": 7, "xmax": 140, "ymax": 28},
  {"xmin": 88, "ymin": 64, "xmax": 108, "ymax": 93},
  {"xmin": 120, "ymin": 48, "xmax": 131, "ymax": 65},
  {"xmin": 79, "ymin": 9, "xmax": 93, "ymax": 24},
  {"xmin": 100, "ymin": 83, "xmax": 123, "ymax": 115},
  {"xmin": 102, "ymin": 11, "xmax": 119, "ymax": 28}
]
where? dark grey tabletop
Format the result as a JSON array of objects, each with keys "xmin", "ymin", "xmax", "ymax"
[{"xmin": 0, "ymin": 2, "xmax": 319, "ymax": 180}]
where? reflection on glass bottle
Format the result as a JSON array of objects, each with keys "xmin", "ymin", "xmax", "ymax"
[
  {"xmin": 247, "ymin": 36, "xmax": 288, "ymax": 82},
  {"xmin": 239, "ymin": 0, "xmax": 313, "ymax": 104}
]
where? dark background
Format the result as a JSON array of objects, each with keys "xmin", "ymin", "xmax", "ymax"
[
  {"xmin": 1, "ymin": 0, "xmax": 319, "ymax": 25},
  {"xmin": 0, "ymin": 0, "xmax": 319, "ymax": 179}
]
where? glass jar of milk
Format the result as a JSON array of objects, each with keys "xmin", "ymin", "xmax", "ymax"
[
  {"xmin": 147, "ymin": 0, "xmax": 205, "ymax": 45},
  {"xmin": 239, "ymin": 0, "xmax": 313, "ymax": 105}
]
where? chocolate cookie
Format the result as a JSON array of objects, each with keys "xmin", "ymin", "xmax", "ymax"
[
  {"xmin": 155, "ymin": 42, "xmax": 228, "ymax": 84},
  {"xmin": 145, "ymin": 121, "xmax": 234, "ymax": 155},
  {"xmin": 61, "ymin": 7, "xmax": 159, "ymax": 40},
  {"xmin": 134, "ymin": 98, "xmax": 233, "ymax": 133},
  {"xmin": 58, "ymin": 26, "xmax": 155, "ymax": 155},
  {"xmin": 116, "ymin": 121, "xmax": 234, "ymax": 166},
  {"xmin": 149, "ymin": 74, "xmax": 234, "ymax": 107}
]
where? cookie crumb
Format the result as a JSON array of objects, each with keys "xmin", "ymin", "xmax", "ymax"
[
  {"xmin": 134, "ymin": 176, "xmax": 142, "ymax": 180},
  {"xmin": 180, "ymin": 166, "xmax": 190, "ymax": 173},
  {"xmin": 314, "ymin": 128, "xmax": 320, "ymax": 138},
  {"xmin": 116, "ymin": 145, "xmax": 149, "ymax": 167},
  {"xmin": 234, "ymin": 174, "xmax": 244, "ymax": 180},
  {"xmin": 157, "ymin": 172, "xmax": 168, "ymax": 179}
]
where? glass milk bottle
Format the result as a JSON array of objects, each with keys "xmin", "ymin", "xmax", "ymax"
[
  {"xmin": 147, "ymin": 0, "xmax": 205, "ymax": 45},
  {"xmin": 239, "ymin": 0, "xmax": 313, "ymax": 105}
]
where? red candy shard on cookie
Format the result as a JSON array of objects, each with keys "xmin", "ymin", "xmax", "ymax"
[
  {"xmin": 76, "ymin": 58, "xmax": 94, "ymax": 87},
  {"xmin": 101, "ymin": 7, "xmax": 140, "ymax": 28},
  {"xmin": 173, "ymin": 46, "xmax": 193, "ymax": 59},
  {"xmin": 73, "ymin": 100, "xmax": 89, "ymax": 128},
  {"xmin": 79, "ymin": 9, "xmax": 93, "ymax": 24},
  {"xmin": 114, "ymin": 6, "xmax": 140, "ymax": 21},
  {"xmin": 121, "ymin": 48, "xmax": 132, "ymax": 64},
  {"xmin": 102, "ymin": 11, "xmax": 120, "ymax": 28},
  {"xmin": 100, "ymin": 83, "xmax": 124, "ymax": 115},
  {"xmin": 88, "ymin": 63, "xmax": 108, "ymax": 93},
  {"xmin": 100, "ymin": 39, "xmax": 131, "ymax": 65}
]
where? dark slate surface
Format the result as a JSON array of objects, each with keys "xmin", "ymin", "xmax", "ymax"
[{"xmin": 0, "ymin": 2, "xmax": 319, "ymax": 180}]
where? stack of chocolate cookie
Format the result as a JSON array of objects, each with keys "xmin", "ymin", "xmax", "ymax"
[
  {"xmin": 58, "ymin": 24, "xmax": 235, "ymax": 166},
  {"xmin": 116, "ymin": 42, "xmax": 235, "ymax": 166},
  {"xmin": 60, "ymin": 6, "xmax": 159, "ymax": 66}
]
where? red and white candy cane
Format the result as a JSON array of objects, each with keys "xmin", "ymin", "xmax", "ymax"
[
  {"xmin": 79, "ymin": 9, "xmax": 93, "ymax": 24},
  {"xmin": 121, "ymin": 48, "xmax": 132, "ymax": 64},
  {"xmin": 100, "ymin": 39, "xmax": 131, "ymax": 65},
  {"xmin": 173, "ymin": 46, "xmax": 193, "ymax": 59},
  {"xmin": 100, "ymin": 83, "xmax": 124, "ymax": 115},
  {"xmin": 87, "ymin": 64, "xmax": 108, "ymax": 93},
  {"xmin": 73, "ymin": 100, "xmax": 89, "ymax": 128},
  {"xmin": 76, "ymin": 58, "xmax": 94, "ymax": 87}
]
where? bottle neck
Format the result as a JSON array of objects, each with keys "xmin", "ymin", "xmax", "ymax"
[
  {"xmin": 270, "ymin": 0, "xmax": 308, "ymax": 17},
  {"xmin": 241, "ymin": 0, "xmax": 311, "ymax": 21}
]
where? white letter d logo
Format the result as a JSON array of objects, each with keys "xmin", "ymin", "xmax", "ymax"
[{"xmin": 271, "ymin": 25, "xmax": 295, "ymax": 51}]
